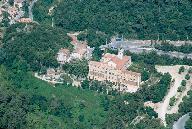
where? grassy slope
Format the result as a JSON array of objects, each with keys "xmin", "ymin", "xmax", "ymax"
[{"xmin": 19, "ymin": 73, "xmax": 107, "ymax": 128}]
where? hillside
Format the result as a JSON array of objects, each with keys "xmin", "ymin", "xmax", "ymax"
[
  {"xmin": 34, "ymin": 0, "xmax": 192, "ymax": 40},
  {"xmin": 0, "ymin": 65, "xmax": 108, "ymax": 129},
  {"xmin": 1, "ymin": 0, "xmax": 192, "ymax": 128}
]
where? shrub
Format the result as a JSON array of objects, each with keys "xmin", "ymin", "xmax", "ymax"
[
  {"xmin": 77, "ymin": 33, "xmax": 87, "ymax": 41},
  {"xmin": 185, "ymin": 74, "xmax": 190, "ymax": 80},
  {"xmin": 188, "ymin": 68, "xmax": 192, "ymax": 74},
  {"xmin": 141, "ymin": 70, "xmax": 150, "ymax": 81},
  {"xmin": 179, "ymin": 66, "xmax": 185, "ymax": 74},
  {"xmin": 181, "ymin": 80, "xmax": 187, "ymax": 87},
  {"xmin": 177, "ymin": 86, "xmax": 186, "ymax": 92},
  {"xmin": 169, "ymin": 97, "xmax": 176, "ymax": 106}
]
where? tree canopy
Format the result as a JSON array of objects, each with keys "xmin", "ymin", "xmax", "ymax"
[
  {"xmin": 52, "ymin": 0, "xmax": 192, "ymax": 40},
  {"xmin": 3, "ymin": 24, "xmax": 72, "ymax": 71}
]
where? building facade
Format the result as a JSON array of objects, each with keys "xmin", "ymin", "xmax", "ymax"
[{"xmin": 88, "ymin": 50, "xmax": 141, "ymax": 93}]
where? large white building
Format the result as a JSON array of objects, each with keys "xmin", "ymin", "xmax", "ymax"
[{"xmin": 88, "ymin": 49, "xmax": 141, "ymax": 93}]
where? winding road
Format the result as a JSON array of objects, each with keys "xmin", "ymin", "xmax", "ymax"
[
  {"xmin": 102, "ymin": 40, "xmax": 192, "ymax": 60},
  {"xmin": 173, "ymin": 113, "xmax": 190, "ymax": 129},
  {"xmin": 155, "ymin": 65, "xmax": 191, "ymax": 126},
  {"xmin": 28, "ymin": 0, "xmax": 38, "ymax": 21}
]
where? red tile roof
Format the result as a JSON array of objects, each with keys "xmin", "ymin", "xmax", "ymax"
[
  {"xmin": 17, "ymin": 18, "xmax": 32, "ymax": 23},
  {"xmin": 103, "ymin": 53, "xmax": 131, "ymax": 70}
]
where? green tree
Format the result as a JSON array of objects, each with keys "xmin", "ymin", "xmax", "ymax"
[
  {"xmin": 1, "ymin": 12, "xmax": 10, "ymax": 27},
  {"xmin": 0, "ymin": 86, "xmax": 29, "ymax": 129},
  {"xmin": 179, "ymin": 91, "xmax": 192, "ymax": 113},
  {"xmin": 185, "ymin": 74, "xmax": 190, "ymax": 80},
  {"xmin": 169, "ymin": 97, "xmax": 176, "ymax": 106},
  {"xmin": 33, "ymin": 0, "xmax": 53, "ymax": 26},
  {"xmin": 165, "ymin": 114, "xmax": 180, "ymax": 128},
  {"xmin": 144, "ymin": 107, "xmax": 158, "ymax": 118},
  {"xmin": 77, "ymin": 33, "xmax": 87, "ymax": 41},
  {"xmin": 177, "ymin": 86, "xmax": 186, "ymax": 92},
  {"xmin": 0, "ymin": 48, "xmax": 6, "ymax": 64},
  {"xmin": 101, "ymin": 96, "xmax": 110, "ymax": 111},
  {"xmin": 63, "ymin": 59, "xmax": 89, "ymax": 78},
  {"xmin": 188, "ymin": 67, "xmax": 192, "ymax": 74},
  {"xmin": 138, "ymin": 73, "xmax": 172, "ymax": 103},
  {"xmin": 8, "ymin": 0, "xmax": 14, "ymax": 6},
  {"xmin": 179, "ymin": 66, "xmax": 185, "ymax": 74},
  {"xmin": 141, "ymin": 69, "xmax": 150, "ymax": 81},
  {"xmin": 52, "ymin": 0, "xmax": 192, "ymax": 40},
  {"xmin": 185, "ymin": 116, "xmax": 192, "ymax": 129},
  {"xmin": 3, "ymin": 24, "xmax": 72, "ymax": 71},
  {"xmin": 181, "ymin": 80, "xmax": 187, "ymax": 87},
  {"xmin": 92, "ymin": 47, "xmax": 103, "ymax": 61},
  {"xmin": 22, "ymin": 1, "xmax": 29, "ymax": 17},
  {"xmin": 78, "ymin": 114, "xmax": 85, "ymax": 122},
  {"xmin": 81, "ymin": 79, "xmax": 89, "ymax": 89}
]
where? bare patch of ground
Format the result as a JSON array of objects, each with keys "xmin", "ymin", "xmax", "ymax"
[{"xmin": 145, "ymin": 65, "xmax": 191, "ymax": 126}]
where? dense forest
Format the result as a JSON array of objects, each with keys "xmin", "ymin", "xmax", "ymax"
[
  {"xmin": 0, "ymin": 22, "xmax": 168, "ymax": 128},
  {"xmin": 137, "ymin": 73, "xmax": 172, "ymax": 103},
  {"xmin": 0, "ymin": 65, "xmax": 167, "ymax": 129},
  {"xmin": 1, "ymin": 0, "xmax": 192, "ymax": 128},
  {"xmin": 0, "ymin": 22, "xmax": 166, "ymax": 128},
  {"xmin": 2, "ymin": 23, "xmax": 72, "ymax": 71},
  {"xmin": 2, "ymin": 22, "xmax": 192, "ymax": 128},
  {"xmin": 1, "ymin": 22, "xmax": 192, "ymax": 128},
  {"xmin": 0, "ymin": 65, "xmax": 108, "ymax": 129},
  {"xmin": 33, "ymin": 0, "xmax": 192, "ymax": 49},
  {"xmin": 34, "ymin": 0, "xmax": 192, "ymax": 40}
]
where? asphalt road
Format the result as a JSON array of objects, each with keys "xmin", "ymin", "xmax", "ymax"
[
  {"xmin": 28, "ymin": 0, "xmax": 38, "ymax": 20},
  {"xmin": 173, "ymin": 113, "xmax": 190, "ymax": 129},
  {"xmin": 101, "ymin": 40, "xmax": 192, "ymax": 59}
]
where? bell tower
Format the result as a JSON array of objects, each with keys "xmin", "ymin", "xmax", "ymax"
[{"xmin": 117, "ymin": 48, "xmax": 124, "ymax": 59}]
